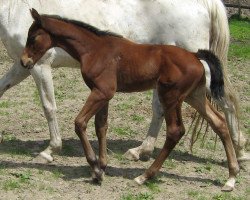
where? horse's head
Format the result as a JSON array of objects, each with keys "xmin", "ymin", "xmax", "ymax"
[{"xmin": 21, "ymin": 8, "xmax": 53, "ymax": 69}]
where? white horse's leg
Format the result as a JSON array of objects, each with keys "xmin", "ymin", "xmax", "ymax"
[
  {"xmin": 217, "ymin": 97, "xmax": 250, "ymax": 162},
  {"xmin": 124, "ymin": 90, "xmax": 164, "ymax": 160},
  {"xmin": 30, "ymin": 64, "xmax": 62, "ymax": 163},
  {"xmin": 0, "ymin": 62, "xmax": 30, "ymax": 143}
]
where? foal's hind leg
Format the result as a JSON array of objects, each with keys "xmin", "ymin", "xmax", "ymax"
[
  {"xmin": 125, "ymin": 90, "xmax": 164, "ymax": 161},
  {"xmin": 186, "ymin": 91, "xmax": 239, "ymax": 191},
  {"xmin": 135, "ymin": 85, "xmax": 185, "ymax": 184}
]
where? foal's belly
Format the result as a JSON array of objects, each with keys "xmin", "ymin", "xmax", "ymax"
[{"xmin": 117, "ymin": 79, "xmax": 157, "ymax": 93}]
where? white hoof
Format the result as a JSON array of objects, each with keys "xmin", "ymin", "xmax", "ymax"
[
  {"xmin": 221, "ymin": 178, "xmax": 235, "ymax": 192},
  {"xmin": 124, "ymin": 148, "xmax": 140, "ymax": 161},
  {"xmin": 134, "ymin": 175, "xmax": 147, "ymax": 185},
  {"xmin": 32, "ymin": 152, "xmax": 53, "ymax": 164}
]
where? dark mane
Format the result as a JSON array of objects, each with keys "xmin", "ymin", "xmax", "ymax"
[{"xmin": 41, "ymin": 14, "xmax": 123, "ymax": 38}]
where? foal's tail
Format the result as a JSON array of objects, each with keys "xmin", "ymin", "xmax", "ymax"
[{"xmin": 196, "ymin": 49, "xmax": 224, "ymax": 100}]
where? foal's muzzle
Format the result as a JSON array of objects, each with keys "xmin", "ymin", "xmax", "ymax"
[{"xmin": 20, "ymin": 55, "xmax": 34, "ymax": 69}]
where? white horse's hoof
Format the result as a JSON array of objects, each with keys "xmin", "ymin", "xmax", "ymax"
[
  {"xmin": 134, "ymin": 175, "xmax": 147, "ymax": 185},
  {"xmin": 221, "ymin": 178, "xmax": 235, "ymax": 192},
  {"xmin": 124, "ymin": 148, "xmax": 140, "ymax": 161},
  {"xmin": 32, "ymin": 152, "xmax": 53, "ymax": 164},
  {"xmin": 221, "ymin": 185, "xmax": 234, "ymax": 192}
]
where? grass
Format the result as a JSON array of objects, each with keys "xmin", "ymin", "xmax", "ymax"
[
  {"xmin": 144, "ymin": 178, "xmax": 161, "ymax": 193},
  {"xmin": 0, "ymin": 101, "xmax": 11, "ymax": 108},
  {"xmin": 131, "ymin": 114, "xmax": 145, "ymax": 123},
  {"xmin": 112, "ymin": 126, "xmax": 136, "ymax": 137},
  {"xmin": 121, "ymin": 192, "xmax": 154, "ymax": 200},
  {"xmin": 163, "ymin": 159, "xmax": 177, "ymax": 169},
  {"xmin": 2, "ymin": 171, "xmax": 32, "ymax": 191},
  {"xmin": 229, "ymin": 17, "xmax": 250, "ymax": 59},
  {"xmin": 2, "ymin": 131, "xmax": 16, "ymax": 141},
  {"xmin": 3, "ymin": 180, "xmax": 21, "ymax": 190},
  {"xmin": 33, "ymin": 89, "xmax": 41, "ymax": 106},
  {"xmin": 52, "ymin": 169, "xmax": 63, "ymax": 179}
]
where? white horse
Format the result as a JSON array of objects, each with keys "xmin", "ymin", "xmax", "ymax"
[{"xmin": 0, "ymin": 0, "xmax": 248, "ymax": 164}]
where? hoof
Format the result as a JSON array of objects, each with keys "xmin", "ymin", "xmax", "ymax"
[
  {"xmin": 92, "ymin": 169, "xmax": 104, "ymax": 183},
  {"xmin": 134, "ymin": 175, "xmax": 147, "ymax": 185},
  {"xmin": 221, "ymin": 178, "xmax": 235, "ymax": 192},
  {"xmin": 32, "ymin": 152, "xmax": 53, "ymax": 164},
  {"xmin": 124, "ymin": 148, "xmax": 140, "ymax": 161},
  {"xmin": 221, "ymin": 184, "xmax": 234, "ymax": 192},
  {"xmin": 0, "ymin": 133, "xmax": 3, "ymax": 143}
]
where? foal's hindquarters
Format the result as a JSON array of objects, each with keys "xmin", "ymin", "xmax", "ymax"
[{"xmin": 134, "ymin": 52, "xmax": 239, "ymax": 191}]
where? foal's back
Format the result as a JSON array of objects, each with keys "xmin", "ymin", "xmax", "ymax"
[{"xmin": 107, "ymin": 37, "xmax": 204, "ymax": 93}]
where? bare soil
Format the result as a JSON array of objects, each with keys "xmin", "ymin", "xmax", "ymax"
[{"xmin": 0, "ymin": 29, "xmax": 249, "ymax": 200}]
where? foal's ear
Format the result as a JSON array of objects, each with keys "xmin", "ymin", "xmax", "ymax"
[{"xmin": 30, "ymin": 8, "xmax": 41, "ymax": 24}]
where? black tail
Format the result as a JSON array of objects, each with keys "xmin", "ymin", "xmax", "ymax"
[{"xmin": 196, "ymin": 50, "xmax": 224, "ymax": 100}]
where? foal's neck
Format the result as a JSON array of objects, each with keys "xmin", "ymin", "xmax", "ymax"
[{"xmin": 45, "ymin": 18, "xmax": 102, "ymax": 61}]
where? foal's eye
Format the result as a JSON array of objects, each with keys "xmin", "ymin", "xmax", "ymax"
[{"xmin": 29, "ymin": 36, "xmax": 37, "ymax": 43}]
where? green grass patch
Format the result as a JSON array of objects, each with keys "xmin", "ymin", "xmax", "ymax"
[
  {"xmin": 163, "ymin": 159, "xmax": 176, "ymax": 169},
  {"xmin": 116, "ymin": 103, "xmax": 132, "ymax": 111},
  {"xmin": 0, "ymin": 110, "xmax": 9, "ymax": 116},
  {"xmin": 2, "ymin": 132, "xmax": 16, "ymax": 141},
  {"xmin": 229, "ymin": 18, "xmax": 250, "ymax": 59},
  {"xmin": 114, "ymin": 152, "xmax": 129, "ymax": 164},
  {"xmin": 229, "ymin": 43, "xmax": 250, "ymax": 59},
  {"xmin": 33, "ymin": 89, "xmax": 41, "ymax": 106},
  {"xmin": 121, "ymin": 192, "xmax": 154, "ymax": 200},
  {"xmin": 229, "ymin": 18, "xmax": 250, "ymax": 41},
  {"xmin": 194, "ymin": 162, "xmax": 212, "ymax": 174},
  {"xmin": 52, "ymin": 169, "xmax": 63, "ymax": 179},
  {"xmin": 3, "ymin": 180, "xmax": 21, "ymax": 190},
  {"xmin": 0, "ymin": 101, "xmax": 11, "ymax": 108},
  {"xmin": 3, "ymin": 171, "xmax": 32, "ymax": 191},
  {"xmin": 131, "ymin": 114, "xmax": 145, "ymax": 122},
  {"xmin": 145, "ymin": 178, "xmax": 161, "ymax": 193},
  {"xmin": 212, "ymin": 193, "xmax": 246, "ymax": 200},
  {"xmin": 113, "ymin": 126, "xmax": 136, "ymax": 137}
]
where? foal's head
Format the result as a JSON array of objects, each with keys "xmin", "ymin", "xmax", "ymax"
[{"xmin": 21, "ymin": 9, "xmax": 53, "ymax": 69}]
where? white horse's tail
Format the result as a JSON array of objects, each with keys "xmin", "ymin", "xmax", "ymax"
[
  {"xmin": 189, "ymin": 0, "xmax": 239, "ymax": 151},
  {"xmin": 201, "ymin": 0, "xmax": 239, "ymax": 112},
  {"xmin": 200, "ymin": 0, "xmax": 229, "ymax": 66}
]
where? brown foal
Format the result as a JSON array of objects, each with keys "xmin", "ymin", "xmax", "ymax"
[{"xmin": 21, "ymin": 9, "xmax": 239, "ymax": 191}]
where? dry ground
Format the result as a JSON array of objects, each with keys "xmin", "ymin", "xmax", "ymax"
[{"xmin": 0, "ymin": 34, "xmax": 249, "ymax": 200}]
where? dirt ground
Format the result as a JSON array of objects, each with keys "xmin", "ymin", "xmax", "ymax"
[{"xmin": 0, "ymin": 23, "xmax": 249, "ymax": 200}]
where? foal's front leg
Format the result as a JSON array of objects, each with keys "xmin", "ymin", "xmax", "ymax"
[{"xmin": 75, "ymin": 88, "xmax": 110, "ymax": 182}]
